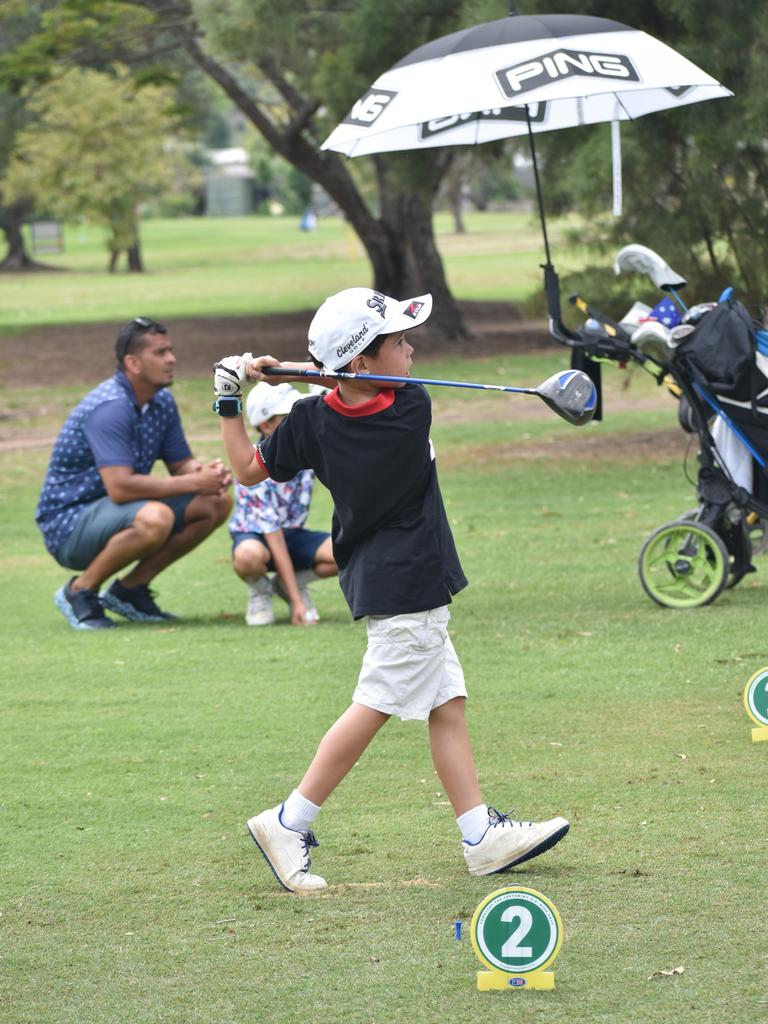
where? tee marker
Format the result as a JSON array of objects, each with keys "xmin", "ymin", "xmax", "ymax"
[
  {"xmin": 743, "ymin": 667, "xmax": 768, "ymax": 742},
  {"xmin": 470, "ymin": 886, "xmax": 563, "ymax": 991}
]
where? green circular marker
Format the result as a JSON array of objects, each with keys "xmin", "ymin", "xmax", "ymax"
[
  {"xmin": 744, "ymin": 667, "xmax": 768, "ymax": 727},
  {"xmin": 471, "ymin": 886, "xmax": 562, "ymax": 975}
]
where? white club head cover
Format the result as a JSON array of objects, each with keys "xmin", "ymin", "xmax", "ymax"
[
  {"xmin": 631, "ymin": 320, "xmax": 674, "ymax": 364},
  {"xmin": 614, "ymin": 244, "xmax": 687, "ymax": 292}
]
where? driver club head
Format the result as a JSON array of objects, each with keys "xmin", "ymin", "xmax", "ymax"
[{"xmin": 536, "ymin": 370, "xmax": 597, "ymax": 426}]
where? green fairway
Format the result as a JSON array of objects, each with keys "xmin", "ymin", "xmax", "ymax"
[
  {"xmin": 0, "ymin": 210, "xmax": 579, "ymax": 332},
  {"xmin": 2, "ymin": 352, "xmax": 766, "ymax": 1023}
]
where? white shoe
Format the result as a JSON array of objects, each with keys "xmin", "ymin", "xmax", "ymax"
[
  {"xmin": 246, "ymin": 805, "xmax": 327, "ymax": 893},
  {"xmin": 463, "ymin": 808, "xmax": 569, "ymax": 876},
  {"xmin": 272, "ymin": 571, "xmax": 319, "ymax": 624},
  {"xmin": 245, "ymin": 577, "xmax": 274, "ymax": 626}
]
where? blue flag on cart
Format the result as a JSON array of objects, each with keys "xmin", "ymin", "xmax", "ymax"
[{"xmin": 649, "ymin": 297, "xmax": 682, "ymax": 327}]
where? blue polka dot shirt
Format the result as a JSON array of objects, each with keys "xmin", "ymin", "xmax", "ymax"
[{"xmin": 36, "ymin": 371, "xmax": 192, "ymax": 557}]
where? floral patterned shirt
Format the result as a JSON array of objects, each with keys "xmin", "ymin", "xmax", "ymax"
[{"xmin": 229, "ymin": 466, "xmax": 315, "ymax": 535}]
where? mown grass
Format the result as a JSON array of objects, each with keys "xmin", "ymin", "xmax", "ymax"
[
  {"xmin": 0, "ymin": 211, "xmax": 581, "ymax": 332},
  {"xmin": 2, "ymin": 350, "xmax": 767, "ymax": 1023}
]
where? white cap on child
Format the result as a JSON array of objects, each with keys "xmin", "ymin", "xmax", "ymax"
[
  {"xmin": 308, "ymin": 287, "xmax": 432, "ymax": 371},
  {"xmin": 245, "ymin": 381, "xmax": 304, "ymax": 427}
]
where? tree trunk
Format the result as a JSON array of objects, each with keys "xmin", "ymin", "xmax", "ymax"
[
  {"xmin": 171, "ymin": 20, "xmax": 469, "ymax": 340},
  {"xmin": 107, "ymin": 207, "xmax": 144, "ymax": 273},
  {"xmin": 373, "ymin": 152, "xmax": 465, "ymax": 338},
  {"xmin": 127, "ymin": 241, "xmax": 143, "ymax": 272},
  {"xmin": 107, "ymin": 243, "xmax": 144, "ymax": 273},
  {"xmin": 0, "ymin": 206, "xmax": 48, "ymax": 271},
  {"xmin": 444, "ymin": 158, "xmax": 467, "ymax": 235},
  {"xmin": 450, "ymin": 193, "xmax": 467, "ymax": 236}
]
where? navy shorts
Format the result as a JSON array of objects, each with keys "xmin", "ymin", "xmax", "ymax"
[
  {"xmin": 231, "ymin": 527, "xmax": 329, "ymax": 571},
  {"xmin": 54, "ymin": 494, "xmax": 195, "ymax": 571}
]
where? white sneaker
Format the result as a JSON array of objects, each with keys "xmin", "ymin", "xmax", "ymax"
[
  {"xmin": 463, "ymin": 808, "xmax": 570, "ymax": 876},
  {"xmin": 272, "ymin": 571, "xmax": 319, "ymax": 623},
  {"xmin": 246, "ymin": 805, "xmax": 327, "ymax": 893},
  {"xmin": 245, "ymin": 577, "xmax": 274, "ymax": 626}
]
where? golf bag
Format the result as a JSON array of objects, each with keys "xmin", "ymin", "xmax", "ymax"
[
  {"xmin": 674, "ymin": 299, "xmax": 768, "ymax": 505},
  {"xmin": 673, "ymin": 297, "xmax": 758, "ymax": 400},
  {"xmin": 546, "ymin": 252, "xmax": 768, "ymax": 608}
]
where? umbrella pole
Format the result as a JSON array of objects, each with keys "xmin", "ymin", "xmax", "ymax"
[
  {"xmin": 525, "ymin": 104, "xmax": 568, "ymax": 348},
  {"xmin": 523, "ymin": 106, "xmax": 603, "ymax": 420},
  {"xmin": 525, "ymin": 104, "xmax": 552, "ymax": 267}
]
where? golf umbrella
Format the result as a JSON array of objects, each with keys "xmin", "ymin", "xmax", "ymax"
[
  {"xmin": 321, "ymin": 10, "xmax": 732, "ymax": 416},
  {"xmin": 322, "ymin": 13, "xmax": 730, "ymax": 158}
]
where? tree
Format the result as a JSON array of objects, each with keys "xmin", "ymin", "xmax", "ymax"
[
  {"xmin": 0, "ymin": 90, "xmax": 37, "ymax": 270},
  {"xmin": 10, "ymin": 0, "xmax": 767, "ymax": 323},
  {"xmin": 11, "ymin": 0, "xmax": 476, "ymax": 335},
  {"xmin": 2, "ymin": 65, "xmax": 199, "ymax": 271},
  {"xmin": 246, "ymin": 133, "xmax": 313, "ymax": 215},
  {"xmin": 521, "ymin": 0, "xmax": 768, "ymax": 303},
  {"xmin": 148, "ymin": 0, "xmax": 473, "ymax": 336},
  {"xmin": 438, "ymin": 146, "xmax": 522, "ymax": 232},
  {"xmin": 0, "ymin": 1, "xmax": 54, "ymax": 270}
]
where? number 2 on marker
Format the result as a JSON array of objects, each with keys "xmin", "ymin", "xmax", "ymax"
[{"xmin": 501, "ymin": 905, "xmax": 533, "ymax": 958}]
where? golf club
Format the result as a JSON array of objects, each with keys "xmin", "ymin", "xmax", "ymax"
[{"xmin": 260, "ymin": 366, "xmax": 597, "ymax": 426}]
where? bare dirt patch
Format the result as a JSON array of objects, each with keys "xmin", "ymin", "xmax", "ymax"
[
  {"xmin": 0, "ymin": 300, "xmax": 554, "ymax": 389},
  {"xmin": 442, "ymin": 427, "xmax": 690, "ymax": 468},
  {"xmin": 0, "ymin": 300, "xmax": 677, "ymax": 461}
]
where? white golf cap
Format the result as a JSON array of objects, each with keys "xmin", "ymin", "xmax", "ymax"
[
  {"xmin": 308, "ymin": 287, "xmax": 432, "ymax": 371},
  {"xmin": 245, "ymin": 381, "xmax": 303, "ymax": 427}
]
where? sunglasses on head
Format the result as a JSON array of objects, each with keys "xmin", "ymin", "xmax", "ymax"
[
  {"xmin": 116, "ymin": 316, "xmax": 168, "ymax": 363},
  {"xmin": 131, "ymin": 316, "xmax": 165, "ymax": 331}
]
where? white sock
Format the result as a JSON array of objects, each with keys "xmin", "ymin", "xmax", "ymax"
[
  {"xmin": 457, "ymin": 803, "xmax": 489, "ymax": 845},
  {"xmin": 295, "ymin": 568, "xmax": 320, "ymax": 586},
  {"xmin": 280, "ymin": 789, "xmax": 321, "ymax": 832}
]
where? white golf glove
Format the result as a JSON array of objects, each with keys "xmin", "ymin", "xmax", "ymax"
[{"xmin": 213, "ymin": 352, "xmax": 253, "ymax": 397}]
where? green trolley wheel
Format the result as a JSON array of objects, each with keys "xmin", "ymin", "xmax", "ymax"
[
  {"xmin": 638, "ymin": 519, "xmax": 729, "ymax": 608},
  {"xmin": 677, "ymin": 507, "xmax": 752, "ymax": 589}
]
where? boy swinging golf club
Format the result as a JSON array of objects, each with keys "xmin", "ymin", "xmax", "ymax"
[{"xmin": 213, "ymin": 287, "xmax": 569, "ymax": 893}]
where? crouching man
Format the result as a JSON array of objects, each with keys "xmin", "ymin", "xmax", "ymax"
[{"xmin": 36, "ymin": 316, "xmax": 232, "ymax": 629}]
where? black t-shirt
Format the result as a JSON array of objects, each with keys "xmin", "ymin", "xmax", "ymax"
[{"xmin": 255, "ymin": 384, "xmax": 467, "ymax": 618}]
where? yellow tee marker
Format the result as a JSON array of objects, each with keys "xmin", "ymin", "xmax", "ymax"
[
  {"xmin": 470, "ymin": 886, "xmax": 563, "ymax": 991},
  {"xmin": 744, "ymin": 667, "xmax": 768, "ymax": 742}
]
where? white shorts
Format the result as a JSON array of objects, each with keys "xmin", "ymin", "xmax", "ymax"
[{"xmin": 353, "ymin": 606, "xmax": 467, "ymax": 722}]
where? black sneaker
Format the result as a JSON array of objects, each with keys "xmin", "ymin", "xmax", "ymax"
[
  {"xmin": 54, "ymin": 577, "xmax": 117, "ymax": 630},
  {"xmin": 100, "ymin": 580, "xmax": 176, "ymax": 622}
]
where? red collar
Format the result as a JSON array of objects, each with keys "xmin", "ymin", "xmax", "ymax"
[{"xmin": 323, "ymin": 387, "xmax": 395, "ymax": 418}]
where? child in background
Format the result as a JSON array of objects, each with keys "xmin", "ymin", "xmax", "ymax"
[{"xmin": 229, "ymin": 382, "xmax": 337, "ymax": 626}]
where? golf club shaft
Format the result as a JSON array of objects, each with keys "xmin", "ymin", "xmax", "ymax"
[{"xmin": 261, "ymin": 365, "xmax": 535, "ymax": 395}]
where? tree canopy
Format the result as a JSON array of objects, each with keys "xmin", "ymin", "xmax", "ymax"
[
  {"xmin": 2, "ymin": 0, "xmax": 767, "ymax": 319},
  {"xmin": 0, "ymin": 1, "xmax": 55, "ymax": 269},
  {"xmin": 2, "ymin": 65, "xmax": 198, "ymax": 271},
  {"xmin": 523, "ymin": 0, "xmax": 768, "ymax": 304},
  {"xmin": 1, "ymin": 0, "xmax": 478, "ymax": 333}
]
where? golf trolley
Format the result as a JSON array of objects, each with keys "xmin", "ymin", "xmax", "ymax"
[{"xmin": 546, "ymin": 245, "xmax": 768, "ymax": 609}]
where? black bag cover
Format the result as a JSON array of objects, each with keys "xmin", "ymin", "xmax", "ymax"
[
  {"xmin": 570, "ymin": 347, "xmax": 602, "ymax": 421},
  {"xmin": 674, "ymin": 298, "xmax": 756, "ymax": 398}
]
